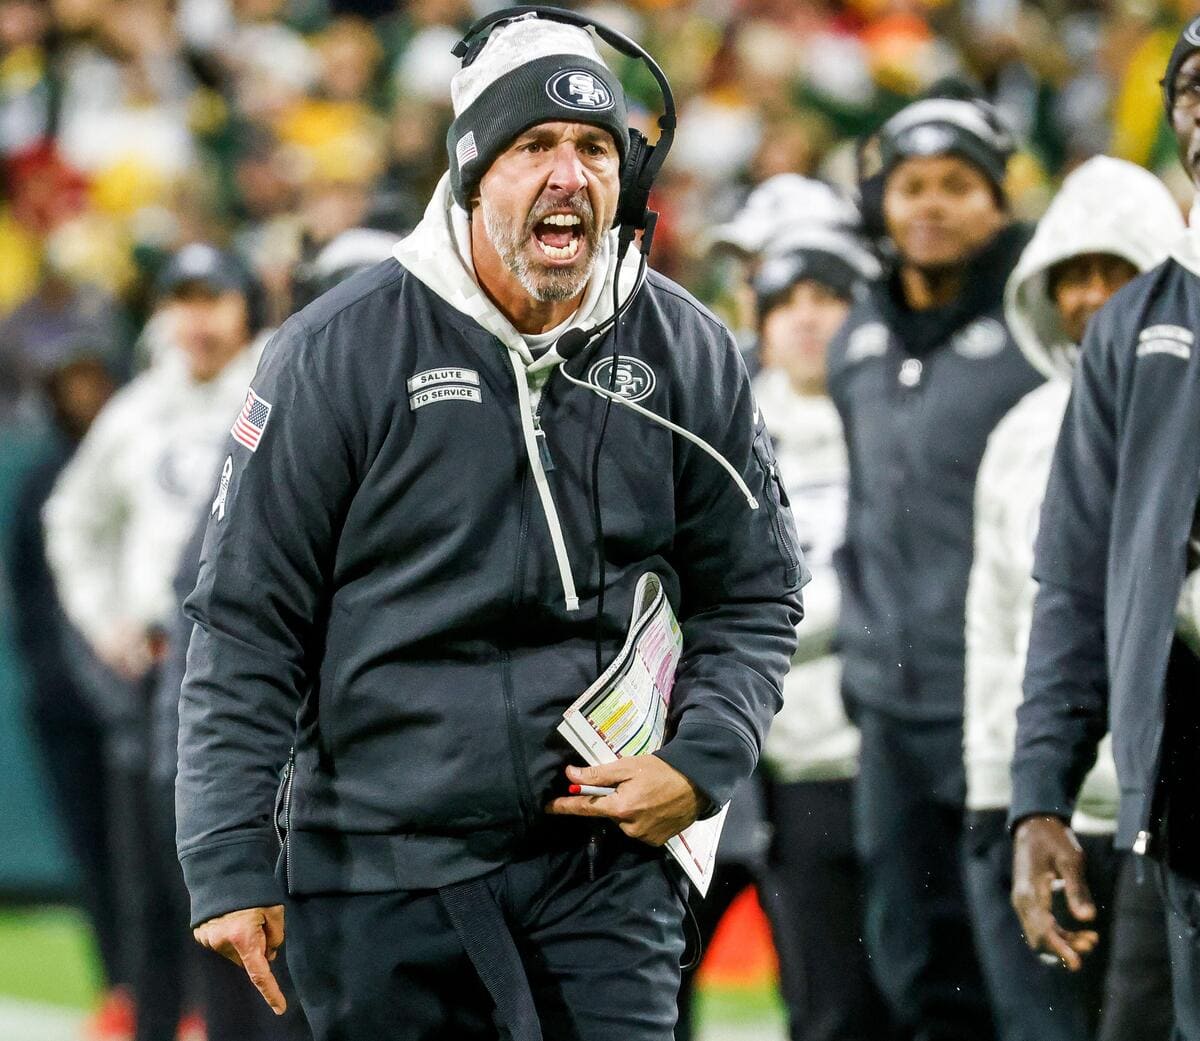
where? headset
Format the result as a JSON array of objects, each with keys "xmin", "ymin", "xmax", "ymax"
[{"xmin": 452, "ymin": 5, "xmax": 676, "ymax": 258}]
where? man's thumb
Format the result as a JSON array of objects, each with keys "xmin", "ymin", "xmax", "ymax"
[{"xmin": 262, "ymin": 905, "xmax": 286, "ymax": 953}]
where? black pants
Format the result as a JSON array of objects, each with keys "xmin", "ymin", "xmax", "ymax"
[
  {"xmin": 1156, "ymin": 866, "xmax": 1200, "ymax": 1040},
  {"xmin": 854, "ymin": 710, "xmax": 995, "ymax": 1041},
  {"xmin": 761, "ymin": 778, "xmax": 894, "ymax": 1041},
  {"xmin": 1156, "ymin": 640, "xmax": 1200, "ymax": 1040},
  {"xmin": 963, "ymin": 810, "xmax": 1117, "ymax": 1041},
  {"xmin": 105, "ymin": 760, "xmax": 193, "ymax": 1041},
  {"xmin": 30, "ymin": 709, "xmax": 124, "ymax": 987},
  {"xmin": 1100, "ymin": 854, "xmax": 1172, "ymax": 1041},
  {"xmin": 285, "ymin": 825, "xmax": 686, "ymax": 1041}
]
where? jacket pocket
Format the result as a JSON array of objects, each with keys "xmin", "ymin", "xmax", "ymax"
[
  {"xmin": 273, "ymin": 748, "xmax": 295, "ymax": 849},
  {"xmin": 753, "ymin": 430, "xmax": 803, "ymax": 589}
]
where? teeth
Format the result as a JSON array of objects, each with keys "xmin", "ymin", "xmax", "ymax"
[
  {"xmin": 541, "ymin": 214, "xmax": 581, "ymax": 227},
  {"xmin": 538, "ymin": 237, "xmax": 581, "ymax": 260}
]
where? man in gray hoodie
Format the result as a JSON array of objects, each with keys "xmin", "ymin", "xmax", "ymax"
[{"xmin": 176, "ymin": 12, "xmax": 803, "ymax": 1041}]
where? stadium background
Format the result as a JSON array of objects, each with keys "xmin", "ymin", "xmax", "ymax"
[{"xmin": 0, "ymin": 0, "xmax": 1191, "ymax": 1035}]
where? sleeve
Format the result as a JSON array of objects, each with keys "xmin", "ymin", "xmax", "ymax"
[
  {"xmin": 825, "ymin": 349, "xmax": 870, "ymax": 671},
  {"xmin": 963, "ymin": 427, "xmax": 1026, "ymax": 780},
  {"xmin": 1008, "ymin": 321, "xmax": 1117, "ymax": 829},
  {"xmin": 655, "ymin": 328, "xmax": 806, "ymax": 811},
  {"xmin": 176, "ymin": 316, "xmax": 360, "ymax": 926},
  {"xmin": 42, "ymin": 404, "xmax": 131, "ymax": 651}
]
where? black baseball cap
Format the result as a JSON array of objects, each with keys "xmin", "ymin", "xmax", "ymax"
[{"xmin": 156, "ymin": 243, "xmax": 254, "ymax": 300}]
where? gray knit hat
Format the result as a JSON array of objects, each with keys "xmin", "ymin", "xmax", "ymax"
[{"xmin": 446, "ymin": 14, "xmax": 629, "ymax": 208}]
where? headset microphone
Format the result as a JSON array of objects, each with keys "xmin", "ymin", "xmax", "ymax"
[{"xmin": 554, "ymin": 328, "xmax": 591, "ymax": 362}]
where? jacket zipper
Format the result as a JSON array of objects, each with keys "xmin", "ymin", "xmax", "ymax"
[
  {"xmin": 532, "ymin": 406, "xmax": 554, "ymax": 471},
  {"xmin": 502, "ymin": 464, "xmax": 539, "ymax": 830},
  {"xmin": 1135, "ymin": 721, "xmax": 1167, "ymax": 857},
  {"xmin": 754, "ymin": 439, "xmax": 800, "ymax": 577},
  {"xmin": 278, "ymin": 748, "xmax": 295, "ymax": 890},
  {"xmin": 770, "ymin": 468, "xmax": 800, "ymax": 575},
  {"xmin": 500, "ymin": 648, "xmax": 538, "ymax": 827}
]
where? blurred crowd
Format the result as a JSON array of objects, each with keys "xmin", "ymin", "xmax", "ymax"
[
  {"xmin": 5, "ymin": 1, "xmax": 1200, "ymax": 1041},
  {"xmin": 2, "ymin": 0, "xmax": 1199, "ymax": 430}
]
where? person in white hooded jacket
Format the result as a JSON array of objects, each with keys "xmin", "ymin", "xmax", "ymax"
[
  {"xmin": 963, "ymin": 155, "xmax": 1182, "ymax": 1041},
  {"xmin": 41, "ymin": 243, "xmax": 271, "ymax": 1041}
]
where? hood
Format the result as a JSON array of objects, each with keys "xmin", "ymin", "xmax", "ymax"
[
  {"xmin": 392, "ymin": 172, "xmax": 642, "ymax": 376},
  {"xmin": 1171, "ymin": 196, "xmax": 1200, "ymax": 282},
  {"xmin": 1006, "ymin": 156, "xmax": 1184, "ymax": 381}
]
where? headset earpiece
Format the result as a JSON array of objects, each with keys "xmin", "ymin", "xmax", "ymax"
[{"xmin": 616, "ymin": 129, "xmax": 652, "ymax": 235}]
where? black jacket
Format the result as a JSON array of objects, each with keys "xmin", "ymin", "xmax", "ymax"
[
  {"xmin": 176, "ymin": 257, "xmax": 805, "ymax": 927},
  {"xmin": 828, "ymin": 225, "xmax": 1043, "ymax": 721},
  {"xmin": 1011, "ymin": 257, "xmax": 1200, "ymax": 853}
]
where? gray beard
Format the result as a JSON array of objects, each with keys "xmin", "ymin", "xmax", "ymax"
[{"xmin": 480, "ymin": 198, "xmax": 603, "ymax": 303}]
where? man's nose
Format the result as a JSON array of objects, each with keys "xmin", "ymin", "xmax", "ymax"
[
  {"xmin": 1081, "ymin": 272, "xmax": 1112, "ymax": 307},
  {"xmin": 546, "ymin": 143, "xmax": 587, "ymax": 195}
]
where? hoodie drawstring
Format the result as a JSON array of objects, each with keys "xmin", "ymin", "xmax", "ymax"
[{"xmin": 507, "ymin": 346, "xmax": 581, "ymax": 612}]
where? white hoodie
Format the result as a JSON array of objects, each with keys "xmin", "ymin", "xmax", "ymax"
[
  {"xmin": 755, "ymin": 368, "xmax": 857, "ymax": 781},
  {"xmin": 44, "ymin": 336, "xmax": 265, "ymax": 652},
  {"xmin": 965, "ymin": 156, "xmax": 1184, "ymax": 827}
]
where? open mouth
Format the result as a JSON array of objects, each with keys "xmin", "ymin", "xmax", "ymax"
[{"xmin": 531, "ymin": 212, "xmax": 585, "ymax": 262}]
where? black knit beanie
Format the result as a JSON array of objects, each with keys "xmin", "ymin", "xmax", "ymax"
[
  {"xmin": 446, "ymin": 15, "xmax": 629, "ymax": 208},
  {"xmin": 1163, "ymin": 16, "xmax": 1200, "ymax": 116}
]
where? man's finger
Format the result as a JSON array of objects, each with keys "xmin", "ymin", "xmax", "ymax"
[
  {"xmin": 565, "ymin": 761, "xmax": 634, "ymax": 787},
  {"xmin": 1040, "ymin": 926, "xmax": 1084, "ymax": 972},
  {"xmin": 237, "ymin": 942, "xmax": 287, "ymax": 1016},
  {"xmin": 1057, "ymin": 860, "xmax": 1096, "ymax": 922},
  {"xmin": 1017, "ymin": 904, "xmax": 1055, "ymax": 952},
  {"xmin": 1013, "ymin": 868, "xmax": 1054, "ymax": 940},
  {"xmin": 545, "ymin": 794, "xmax": 618, "ymax": 819}
]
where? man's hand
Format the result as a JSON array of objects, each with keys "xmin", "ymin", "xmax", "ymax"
[
  {"xmin": 1011, "ymin": 815, "xmax": 1098, "ymax": 971},
  {"xmin": 545, "ymin": 757, "xmax": 702, "ymax": 846},
  {"xmin": 193, "ymin": 905, "xmax": 288, "ymax": 1014},
  {"xmin": 94, "ymin": 620, "xmax": 155, "ymax": 681}
]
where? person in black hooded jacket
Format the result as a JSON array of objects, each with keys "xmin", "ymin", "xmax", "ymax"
[{"xmin": 827, "ymin": 89, "xmax": 1043, "ymax": 1041}]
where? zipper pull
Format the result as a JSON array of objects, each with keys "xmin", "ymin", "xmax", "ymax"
[
  {"xmin": 587, "ymin": 828, "xmax": 601, "ymax": 882},
  {"xmin": 1133, "ymin": 829, "xmax": 1151, "ymax": 856},
  {"xmin": 533, "ymin": 415, "xmax": 555, "ymax": 472}
]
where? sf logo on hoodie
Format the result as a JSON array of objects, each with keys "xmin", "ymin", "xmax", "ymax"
[{"xmin": 588, "ymin": 357, "xmax": 657, "ymax": 402}]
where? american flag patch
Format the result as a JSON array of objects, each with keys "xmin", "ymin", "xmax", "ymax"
[
  {"xmin": 231, "ymin": 388, "xmax": 272, "ymax": 452},
  {"xmin": 456, "ymin": 131, "xmax": 478, "ymax": 168}
]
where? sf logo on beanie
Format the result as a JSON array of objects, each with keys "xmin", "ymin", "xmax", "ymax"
[{"xmin": 547, "ymin": 69, "xmax": 614, "ymax": 111}]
